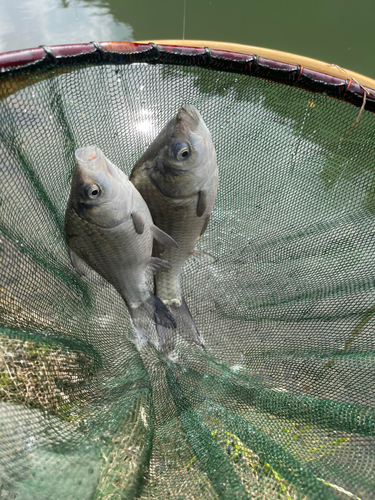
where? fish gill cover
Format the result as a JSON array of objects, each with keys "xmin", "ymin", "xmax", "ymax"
[{"xmin": 0, "ymin": 43, "xmax": 375, "ymax": 499}]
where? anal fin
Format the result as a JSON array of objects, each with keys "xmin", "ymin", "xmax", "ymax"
[
  {"xmin": 146, "ymin": 257, "xmax": 171, "ymax": 277},
  {"xmin": 187, "ymin": 249, "xmax": 216, "ymax": 263},
  {"xmin": 193, "ymin": 249, "xmax": 216, "ymax": 262}
]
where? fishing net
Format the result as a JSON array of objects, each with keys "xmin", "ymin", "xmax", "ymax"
[{"xmin": 1, "ymin": 41, "xmax": 375, "ymax": 499}]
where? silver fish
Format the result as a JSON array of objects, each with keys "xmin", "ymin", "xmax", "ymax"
[
  {"xmin": 65, "ymin": 146, "xmax": 178, "ymax": 334},
  {"xmin": 130, "ymin": 105, "xmax": 218, "ymax": 351}
]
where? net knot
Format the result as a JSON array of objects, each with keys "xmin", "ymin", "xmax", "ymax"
[
  {"xmin": 292, "ymin": 65, "xmax": 303, "ymax": 85},
  {"xmin": 204, "ymin": 47, "xmax": 212, "ymax": 65},
  {"xmin": 251, "ymin": 54, "xmax": 259, "ymax": 73},
  {"xmin": 40, "ymin": 45, "xmax": 57, "ymax": 66},
  {"xmin": 90, "ymin": 41, "xmax": 105, "ymax": 61},
  {"xmin": 149, "ymin": 43, "xmax": 161, "ymax": 61}
]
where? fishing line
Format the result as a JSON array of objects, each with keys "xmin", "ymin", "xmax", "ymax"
[
  {"xmin": 72, "ymin": 0, "xmax": 81, "ymax": 43},
  {"xmin": 183, "ymin": 0, "xmax": 187, "ymax": 40}
]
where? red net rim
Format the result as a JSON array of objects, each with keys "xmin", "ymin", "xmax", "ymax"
[{"xmin": 0, "ymin": 41, "xmax": 374, "ymax": 112}]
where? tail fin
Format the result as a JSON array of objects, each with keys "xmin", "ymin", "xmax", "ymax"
[
  {"xmin": 129, "ymin": 294, "xmax": 177, "ymax": 331},
  {"xmin": 156, "ymin": 297, "xmax": 204, "ymax": 354}
]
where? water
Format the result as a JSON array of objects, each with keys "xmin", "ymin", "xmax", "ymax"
[{"xmin": 0, "ymin": 0, "xmax": 375, "ymax": 80}]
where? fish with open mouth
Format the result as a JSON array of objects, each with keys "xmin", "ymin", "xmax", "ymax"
[
  {"xmin": 130, "ymin": 105, "xmax": 218, "ymax": 351},
  {"xmin": 65, "ymin": 146, "xmax": 178, "ymax": 338}
]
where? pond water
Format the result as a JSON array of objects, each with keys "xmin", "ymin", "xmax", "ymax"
[{"xmin": 0, "ymin": 0, "xmax": 375, "ymax": 80}]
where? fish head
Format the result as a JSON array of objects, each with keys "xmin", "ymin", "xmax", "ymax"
[
  {"xmin": 68, "ymin": 146, "xmax": 133, "ymax": 227},
  {"xmin": 145, "ymin": 105, "xmax": 216, "ymax": 198}
]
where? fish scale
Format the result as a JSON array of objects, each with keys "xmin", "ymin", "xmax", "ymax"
[
  {"xmin": 130, "ymin": 105, "xmax": 218, "ymax": 350},
  {"xmin": 146, "ymin": 187, "xmax": 204, "ymax": 306},
  {"xmin": 66, "ymin": 208, "xmax": 152, "ymax": 307},
  {"xmin": 65, "ymin": 146, "xmax": 179, "ymax": 338}
]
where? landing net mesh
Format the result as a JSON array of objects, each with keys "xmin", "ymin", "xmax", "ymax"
[{"xmin": 1, "ymin": 48, "xmax": 375, "ymax": 499}]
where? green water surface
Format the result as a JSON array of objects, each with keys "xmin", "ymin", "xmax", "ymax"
[{"xmin": 0, "ymin": 0, "xmax": 374, "ymax": 80}]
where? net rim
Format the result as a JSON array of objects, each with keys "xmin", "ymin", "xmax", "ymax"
[
  {"xmin": 0, "ymin": 40, "xmax": 374, "ymax": 111},
  {"xmin": 141, "ymin": 40, "xmax": 375, "ymax": 90}
]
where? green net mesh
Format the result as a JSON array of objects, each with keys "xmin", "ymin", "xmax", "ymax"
[{"xmin": 1, "ymin": 51, "xmax": 375, "ymax": 499}]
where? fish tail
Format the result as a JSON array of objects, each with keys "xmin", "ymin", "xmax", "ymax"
[
  {"xmin": 156, "ymin": 297, "xmax": 204, "ymax": 354},
  {"xmin": 129, "ymin": 294, "xmax": 177, "ymax": 333}
]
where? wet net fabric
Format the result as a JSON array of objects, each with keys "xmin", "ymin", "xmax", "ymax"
[{"xmin": 0, "ymin": 58, "xmax": 375, "ymax": 499}]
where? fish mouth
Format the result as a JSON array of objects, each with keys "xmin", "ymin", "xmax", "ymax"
[
  {"xmin": 177, "ymin": 105, "xmax": 200, "ymax": 126},
  {"xmin": 75, "ymin": 146, "xmax": 100, "ymax": 164},
  {"xmin": 75, "ymin": 146, "xmax": 113, "ymax": 177}
]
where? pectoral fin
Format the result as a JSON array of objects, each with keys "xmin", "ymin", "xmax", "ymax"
[
  {"xmin": 197, "ymin": 189, "xmax": 208, "ymax": 217},
  {"xmin": 131, "ymin": 211, "xmax": 145, "ymax": 234},
  {"xmin": 151, "ymin": 225, "xmax": 179, "ymax": 248},
  {"xmin": 68, "ymin": 248, "xmax": 87, "ymax": 277},
  {"xmin": 146, "ymin": 257, "xmax": 171, "ymax": 276}
]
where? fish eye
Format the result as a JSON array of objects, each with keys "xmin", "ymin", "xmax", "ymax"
[
  {"xmin": 84, "ymin": 184, "xmax": 101, "ymax": 199},
  {"xmin": 173, "ymin": 142, "xmax": 190, "ymax": 161}
]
